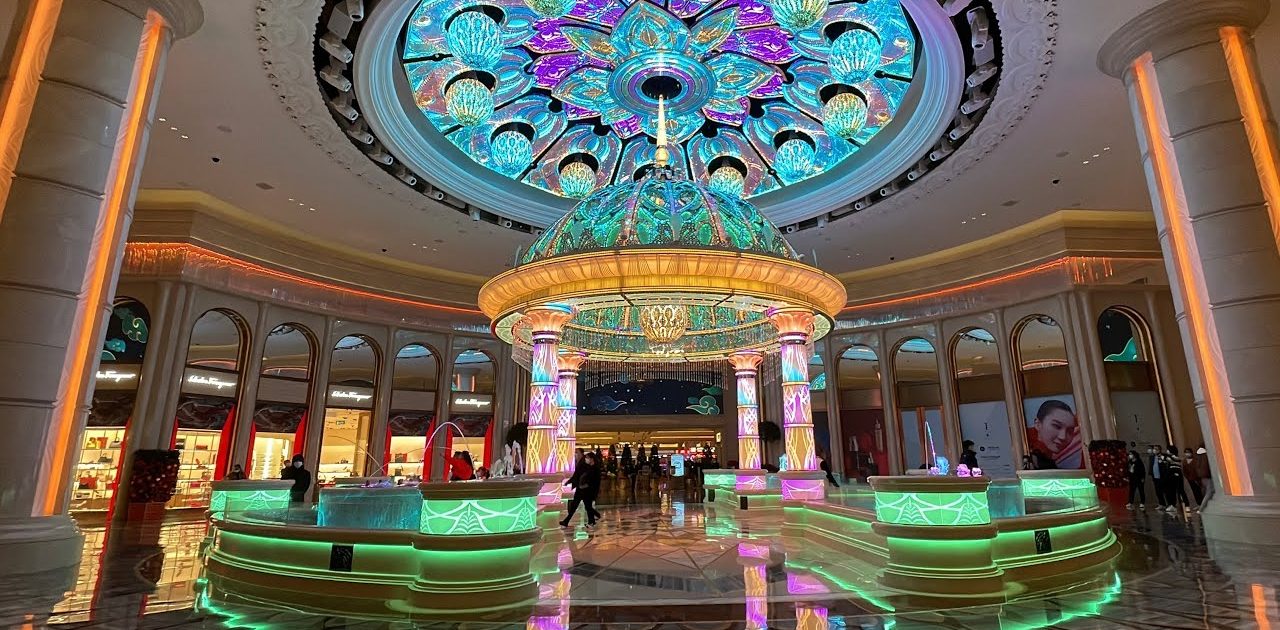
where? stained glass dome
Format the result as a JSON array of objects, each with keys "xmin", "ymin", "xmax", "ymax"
[
  {"xmin": 522, "ymin": 171, "xmax": 797, "ymax": 264},
  {"xmin": 400, "ymin": 0, "xmax": 916, "ymax": 202}
]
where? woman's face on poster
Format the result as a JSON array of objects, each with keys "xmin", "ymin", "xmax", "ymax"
[{"xmin": 1036, "ymin": 408, "xmax": 1077, "ymax": 454}]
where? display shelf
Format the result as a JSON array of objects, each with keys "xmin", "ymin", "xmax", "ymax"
[
  {"xmin": 71, "ymin": 427, "xmax": 126, "ymax": 511},
  {"xmin": 167, "ymin": 429, "xmax": 221, "ymax": 509}
]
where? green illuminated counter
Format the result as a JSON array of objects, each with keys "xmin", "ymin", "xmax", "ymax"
[
  {"xmin": 783, "ymin": 475, "xmax": 1119, "ymax": 601},
  {"xmin": 208, "ymin": 480, "xmax": 293, "ymax": 519},
  {"xmin": 701, "ymin": 468, "xmax": 782, "ymax": 510},
  {"xmin": 204, "ymin": 478, "xmax": 543, "ymax": 615}
]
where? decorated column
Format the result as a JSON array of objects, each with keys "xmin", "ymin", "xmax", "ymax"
[
  {"xmin": 728, "ymin": 351, "xmax": 767, "ymax": 493},
  {"xmin": 522, "ymin": 305, "xmax": 575, "ymax": 503},
  {"xmin": 768, "ymin": 307, "xmax": 825, "ymax": 501},
  {"xmin": 553, "ymin": 351, "xmax": 587, "ymax": 475}
]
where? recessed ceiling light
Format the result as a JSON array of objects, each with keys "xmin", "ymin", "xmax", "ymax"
[
  {"xmin": 1103, "ymin": 147, "xmax": 1111, "ymax": 151},
  {"xmin": 297, "ymin": 202, "xmax": 304, "ymax": 206},
  {"xmin": 169, "ymin": 126, "xmax": 178, "ymax": 131},
  {"xmin": 179, "ymin": 134, "xmax": 189, "ymax": 139},
  {"xmin": 412, "ymin": 242, "xmax": 417, "ymax": 246},
  {"xmin": 981, "ymin": 212, "xmax": 987, "ymax": 216},
  {"xmin": 308, "ymin": 207, "xmax": 316, "ymax": 212},
  {"xmin": 158, "ymin": 117, "xmax": 166, "ymax": 122},
  {"xmin": 288, "ymin": 197, "xmax": 295, "ymax": 201},
  {"xmin": 1092, "ymin": 154, "xmax": 1100, "ymax": 158},
  {"xmin": 961, "ymin": 220, "xmax": 967, "ymax": 224},
  {"xmin": 1082, "ymin": 160, "xmax": 1090, "ymax": 164}
]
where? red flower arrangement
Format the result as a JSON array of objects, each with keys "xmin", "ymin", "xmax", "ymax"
[
  {"xmin": 1087, "ymin": 440, "xmax": 1127, "ymax": 489},
  {"xmin": 127, "ymin": 449, "xmax": 180, "ymax": 503}
]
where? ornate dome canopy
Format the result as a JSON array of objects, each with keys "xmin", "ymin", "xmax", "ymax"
[
  {"xmin": 521, "ymin": 172, "xmax": 798, "ymax": 264},
  {"xmin": 480, "ymin": 171, "xmax": 847, "ymax": 363}
]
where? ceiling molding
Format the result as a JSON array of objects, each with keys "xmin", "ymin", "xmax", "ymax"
[
  {"xmin": 133, "ymin": 188, "xmax": 490, "ymax": 288},
  {"xmin": 106, "ymin": 0, "xmax": 204, "ymax": 38},
  {"xmin": 1098, "ymin": 0, "xmax": 1270, "ymax": 78}
]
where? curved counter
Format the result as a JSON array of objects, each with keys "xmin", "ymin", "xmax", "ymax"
[{"xmin": 204, "ymin": 478, "xmax": 543, "ymax": 615}]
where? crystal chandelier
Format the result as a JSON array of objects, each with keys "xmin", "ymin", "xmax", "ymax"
[{"xmin": 638, "ymin": 304, "xmax": 690, "ymax": 345}]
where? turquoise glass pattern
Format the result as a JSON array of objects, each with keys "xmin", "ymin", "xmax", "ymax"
[
  {"xmin": 317, "ymin": 487, "xmax": 423, "ymax": 530},
  {"xmin": 558, "ymin": 162, "xmax": 597, "ymax": 198},
  {"xmin": 420, "ymin": 496, "xmax": 538, "ymax": 535},
  {"xmin": 445, "ymin": 11, "xmax": 504, "ymax": 70},
  {"xmin": 707, "ymin": 167, "xmax": 745, "ymax": 197},
  {"xmin": 521, "ymin": 175, "xmax": 798, "ymax": 263},
  {"xmin": 774, "ymin": 139, "xmax": 815, "ymax": 184},
  {"xmin": 874, "ymin": 491, "xmax": 991, "ymax": 526},
  {"xmin": 400, "ymin": 0, "xmax": 916, "ymax": 199},
  {"xmin": 490, "ymin": 130, "xmax": 534, "ymax": 176},
  {"xmin": 822, "ymin": 92, "xmax": 868, "ymax": 140}
]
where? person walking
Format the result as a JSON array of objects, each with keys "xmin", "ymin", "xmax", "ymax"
[
  {"xmin": 1193, "ymin": 445, "xmax": 1214, "ymax": 512},
  {"xmin": 280, "ymin": 454, "xmax": 311, "ymax": 503},
  {"xmin": 1164, "ymin": 445, "xmax": 1189, "ymax": 513},
  {"xmin": 561, "ymin": 452, "xmax": 602, "ymax": 528},
  {"xmin": 1125, "ymin": 449, "xmax": 1146, "ymax": 510},
  {"xmin": 1182, "ymin": 447, "xmax": 1204, "ymax": 508},
  {"xmin": 1147, "ymin": 445, "xmax": 1167, "ymax": 510}
]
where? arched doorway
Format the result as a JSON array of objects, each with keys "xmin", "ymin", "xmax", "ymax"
[
  {"xmin": 171, "ymin": 309, "xmax": 248, "ymax": 508},
  {"xmin": 836, "ymin": 345, "xmax": 887, "ymax": 480},
  {"xmin": 388, "ymin": 343, "xmax": 440, "ymax": 483},
  {"xmin": 892, "ymin": 338, "xmax": 943, "ymax": 472},
  {"xmin": 951, "ymin": 328, "xmax": 1015, "ymax": 477},
  {"xmin": 74, "ymin": 298, "xmax": 151, "ymax": 512},
  {"xmin": 1098, "ymin": 307, "xmax": 1169, "ymax": 450},
  {"xmin": 319, "ymin": 335, "xmax": 380, "ymax": 485},
  {"xmin": 449, "ymin": 349, "xmax": 496, "ymax": 472},
  {"xmin": 1014, "ymin": 315, "xmax": 1082, "ymax": 470},
  {"xmin": 248, "ymin": 324, "xmax": 315, "ymax": 479}
]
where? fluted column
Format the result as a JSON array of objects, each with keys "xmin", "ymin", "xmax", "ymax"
[
  {"xmin": 1099, "ymin": 0, "xmax": 1280, "ymax": 545},
  {"xmin": 737, "ymin": 542, "xmax": 769, "ymax": 630},
  {"xmin": 522, "ymin": 305, "xmax": 574, "ymax": 504},
  {"xmin": 728, "ymin": 351, "xmax": 764, "ymax": 477},
  {"xmin": 553, "ymin": 351, "xmax": 586, "ymax": 475},
  {"xmin": 0, "ymin": 0, "xmax": 201, "ymax": 577},
  {"xmin": 768, "ymin": 308, "xmax": 824, "ymax": 501}
]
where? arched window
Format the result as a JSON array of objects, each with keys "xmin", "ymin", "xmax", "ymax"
[
  {"xmin": 387, "ymin": 343, "xmax": 440, "ymax": 482},
  {"xmin": 248, "ymin": 324, "xmax": 315, "ymax": 479},
  {"xmin": 318, "ymin": 335, "xmax": 380, "ymax": 485},
  {"xmin": 449, "ymin": 349, "xmax": 496, "ymax": 470},
  {"xmin": 892, "ymin": 338, "xmax": 943, "ymax": 472},
  {"xmin": 1015, "ymin": 315, "xmax": 1082, "ymax": 469},
  {"xmin": 951, "ymin": 328, "xmax": 1015, "ymax": 477},
  {"xmin": 837, "ymin": 345, "xmax": 887, "ymax": 480},
  {"xmin": 171, "ymin": 309, "xmax": 248, "ymax": 508},
  {"xmin": 1098, "ymin": 307, "xmax": 1169, "ymax": 450},
  {"xmin": 74, "ymin": 298, "xmax": 150, "ymax": 512}
]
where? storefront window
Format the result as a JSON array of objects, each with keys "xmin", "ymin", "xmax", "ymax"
[
  {"xmin": 74, "ymin": 298, "xmax": 150, "ymax": 512},
  {"xmin": 388, "ymin": 343, "xmax": 439, "ymax": 483},
  {"xmin": 449, "ymin": 349, "xmax": 496, "ymax": 471},
  {"xmin": 1015, "ymin": 315, "xmax": 1083, "ymax": 469},
  {"xmin": 892, "ymin": 338, "xmax": 943, "ymax": 472},
  {"xmin": 249, "ymin": 324, "xmax": 314, "ymax": 479},
  {"xmin": 1098, "ymin": 307, "xmax": 1169, "ymax": 450},
  {"xmin": 170, "ymin": 309, "xmax": 247, "ymax": 509},
  {"xmin": 951, "ymin": 328, "xmax": 1015, "ymax": 477},
  {"xmin": 318, "ymin": 335, "xmax": 379, "ymax": 485},
  {"xmin": 837, "ymin": 344, "xmax": 886, "ymax": 482}
]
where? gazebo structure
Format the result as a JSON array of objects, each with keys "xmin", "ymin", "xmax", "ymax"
[{"xmin": 478, "ymin": 127, "xmax": 847, "ymax": 504}]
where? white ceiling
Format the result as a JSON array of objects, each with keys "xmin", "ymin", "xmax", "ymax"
[{"xmin": 139, "ymin": 0, "xmax": 1279, "ymax": 280}]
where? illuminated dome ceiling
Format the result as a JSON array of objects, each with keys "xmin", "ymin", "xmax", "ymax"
[
  {"xmin": 346, "ymin": 0, "xmax": 986, "ymax": 232},
  {"xmin": 399, "ymin": 0, "xmax": 915, "ymax": 201}
]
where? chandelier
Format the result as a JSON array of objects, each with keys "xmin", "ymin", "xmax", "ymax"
[{"xmin": 638, "ymin": 304, "xmax": 689, "ymax": 345}]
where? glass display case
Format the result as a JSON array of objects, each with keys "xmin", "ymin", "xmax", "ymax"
[
  {"xmin": 167, "ymin": 429, "xmax": 220, "ymax": 509},
  {"xmin": 72, "ymin": 427, "xmax": 127, "ymax": 511}
]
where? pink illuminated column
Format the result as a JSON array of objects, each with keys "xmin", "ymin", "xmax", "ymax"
[
  {"xmin": 523, "ymin": 305, "xmax": 575, "ymax": 477},
  {"xmin": 553, "ymin": 351, "xmax": 587, "ymax": 474},
  {"xmin": 737, "ymin": 542, "xmax": 770, "ymax": 630},
  {"xmin": 728, "ymin": 351, "xmax": 764, "ymax": 470},
  {"xmin": 769, "ymin": 308, "xmax": 824, "ymax": 500}
]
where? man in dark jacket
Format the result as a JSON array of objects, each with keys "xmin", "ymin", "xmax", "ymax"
[
  {"xmin": 281, "ymin": 453, "xmax": 312, "ymax": 503},
  {"xmin": 960, "ymin": 440, "xmax": 979, "ymax": 470},
  {"xmin": 560, "ymin": 452, "xmax": 602, "ymax": 527}
]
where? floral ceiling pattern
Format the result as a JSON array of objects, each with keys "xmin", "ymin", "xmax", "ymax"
[{"xmin": 401, "ymin": 0, "xmax": 916, "ymax": 200}]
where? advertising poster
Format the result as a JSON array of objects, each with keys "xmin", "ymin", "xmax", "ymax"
[
  {"xmin": 1023, "ymin": 394, "xmax": 1083, "ymax": 469},
  {"xmin": 957, "ymin": 401, "xmax": 1016, "ymax": 478}
]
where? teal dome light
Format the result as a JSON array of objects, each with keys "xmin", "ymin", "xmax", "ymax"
[{"xmin": 522, "ymin": 171, "xmax": 798, "ymax": 264}]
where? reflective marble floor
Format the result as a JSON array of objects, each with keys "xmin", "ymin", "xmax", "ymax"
[{"xmin": 7, "ymin": 495, "xmax": 1280, "ymax": 629}]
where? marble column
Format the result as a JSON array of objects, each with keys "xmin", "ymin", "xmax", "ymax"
[
  {"xmin": 522, "ymin": 305, "xmax": 574, "ymax": 504},
  {"xmin": 0, "ymin": 0, "xmax": 201, "ymax": 576},
  {"xmin": 727, "ymin": 350, "xmax": 764, "ymax": 479},
  {"xmin": 768, "ymin": 308, "xmax": 825, "ymax": 501},
  {"xmin": 1100, "ymin": 0, "xmax": 1280, "ymax": 544},
  {"xmin": 553, "ymin": 351, "xmax": 586, "ymax": 475}
]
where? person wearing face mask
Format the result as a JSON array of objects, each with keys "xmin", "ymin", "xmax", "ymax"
[
  {"xmin": 1193, "ymin": 445, "xmax": 1214, "ymax": 512},
  {"xmin": 1163, "ymin": 445, "xmax": 1189, "ymax": 514},
  {"xmin": 1182, "ymin": 447, "xmax": 1204, "ymax": 508},
  {"xmin": 281, "ymin": 454, "xmax": 312, "ymax": 503},
  {"xmin": 1147, "ymin": 446, "xmax": 1167, "ymax": 511},
  {"xmin": 1125, "ymin": 450, "xmax": 1146, "ymax": 510},
  {"xmin": 226, "ymin": 463, "xmax": 247, "ymax": 480}
]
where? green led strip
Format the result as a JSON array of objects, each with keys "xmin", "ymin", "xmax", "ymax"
[
  {"xmin": 420, "ymin": 496, "xmax": 537, "ymax": 535},
  {"xmin": 873, "ymin": 491, "xmax": 991, "ymax": 526},
  {"xmin": 1020, "ymin": 477, "xmax": 1095, "ymax": 498},
  {"xmin": 210, "ymin": 488, "xmax": 291, "ymax": 516}
]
